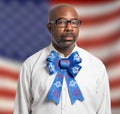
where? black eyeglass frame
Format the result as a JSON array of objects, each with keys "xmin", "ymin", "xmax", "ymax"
[{"xmin": 49, "ymin": 18, "xmax": 81, "ymax": 28}]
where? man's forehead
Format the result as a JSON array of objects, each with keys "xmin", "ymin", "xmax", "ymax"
[
  {"xmin": 57, "ymin": 10, "xmax": 78, "ymax": 17},
  {"xmin": 49, "ymin": 5, "xmax": 78, "ymax": 21}
]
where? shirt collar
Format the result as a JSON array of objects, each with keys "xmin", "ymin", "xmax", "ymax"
[{"xmin": 48, "ymin": 43, "xmax": 79, "ymax": 58}]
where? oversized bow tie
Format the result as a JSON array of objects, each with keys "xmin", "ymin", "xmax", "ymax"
[{"xmin": 46, "ymin": 51, "xmax": 84, "ymax": 105}]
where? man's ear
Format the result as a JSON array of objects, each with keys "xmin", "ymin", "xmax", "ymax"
[{"xmin": 47, "ymin": 23, "xmax": 51, "ymax": 33}]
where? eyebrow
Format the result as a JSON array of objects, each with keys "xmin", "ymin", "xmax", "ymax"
[{"xmin": 54, "ymin": 17, "xmax": 79, "ymax": 20}]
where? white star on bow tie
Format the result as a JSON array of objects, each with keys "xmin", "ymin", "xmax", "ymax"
[
  {"xmin": 54, "ymin": 81, "xmax": 62, "ymax": 88},
  {"xmin": 69, "ymin": 80, "xmax": 77, "ymax": 87},
  {"xmin": 73, "ymin": 54, "xmax": 80, "ymax": 61},
  {"xmin": 72, "ymin": 66, "xmax": 80, "ymax": 74}
]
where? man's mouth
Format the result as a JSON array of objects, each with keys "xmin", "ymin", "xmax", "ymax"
[
  {"xmin": 62, "ymin": 33, "xmax": 74, "ymax": 41},
  {"xmin": 63, "ymin": 36, "xmax": 73, "ymax": 41}
]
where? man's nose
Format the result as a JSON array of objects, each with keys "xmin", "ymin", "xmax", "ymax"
[{"xmin": 64, "ymin": 22, "xmax": 73, "ymax": 31}]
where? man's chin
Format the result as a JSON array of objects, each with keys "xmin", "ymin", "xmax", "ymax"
[{"xmin": 60, "ymin": 42, "xmax": 75, "ymax": 49}]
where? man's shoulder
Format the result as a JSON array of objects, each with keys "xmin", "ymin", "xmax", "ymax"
[
  {"xmin": 23, "ymin": 46, "xmax": 49, "ymax": 66},
  {"xmin": 77, "ymin": 46, "xmax": 104, "ymax": 66}
]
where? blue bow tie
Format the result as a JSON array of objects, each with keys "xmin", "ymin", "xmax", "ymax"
[{"xmin": 46, "ymin": 51, "xmax": 84, "ymax": 105}]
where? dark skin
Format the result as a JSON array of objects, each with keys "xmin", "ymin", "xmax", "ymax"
[{"xmin": 47, "ymin": 4, "xmax": 79, "ymax": 57}]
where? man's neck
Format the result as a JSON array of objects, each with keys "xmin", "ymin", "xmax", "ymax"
[{"xmin": 52, "ymin": 44, "xmax": 75, "ymax": 57}]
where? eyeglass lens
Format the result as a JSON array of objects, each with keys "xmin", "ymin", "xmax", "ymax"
[{"xmin": 56, "ymin": 19, "xmax": 80, "ymax": 28}]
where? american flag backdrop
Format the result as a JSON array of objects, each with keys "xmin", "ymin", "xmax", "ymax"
[{"xmin": 0, "ymin": 0, "xmax": 120, "ymax": 114}]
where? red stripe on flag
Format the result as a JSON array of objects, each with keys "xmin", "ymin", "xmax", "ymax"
[
  {"xmin": 0, "ymin": 111, "xmax": 13, "ymax": 114},
  {"xmin": 111, "ymin": 99, "xmax": 120, "ymax": 108},
  {"xmin": 77, "ymin": 30, "xmax": 120, "ymax": 49},
  {"xmin": 103, "ymin": 54, "xmax": 120, "ymax": 68},
  {"xmin": 0, "ymin": 68, "xmax": 19, "ymax": 81},
  {"xmin": 110, "ymin": 77, "xmax": 120, "ymax": 89},
  {"xmin": 0, "ymin": 88, "xmax": 15, "ymax": 99},
  {"xmin": 80, "ymin": 9, "xmax": 120, "ymax": 26},
  {"xmin": 50, "ymin": 0, "xmax": 115, "ymax": 5}
]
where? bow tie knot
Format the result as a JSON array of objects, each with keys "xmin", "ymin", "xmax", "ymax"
[
  {"xmin": 59, "ymin": 59, "xmax": 70, "ymax": 69},
  {"xmin": 46, "ymin": 51, "xmax": 84, "ymax": 105}
]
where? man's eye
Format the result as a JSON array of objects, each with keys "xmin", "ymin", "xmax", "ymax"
[
  {"xmin": 72, "ymin": 20, "xmax": 78, "ymax": 25},
  {"xmin": 57, "ymin": 21, "xmax": 66, "ymax": 25}
]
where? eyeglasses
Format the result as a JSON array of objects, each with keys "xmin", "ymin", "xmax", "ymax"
[{"xmin": 49, "ymin": 18, "xmax": 81, "ymax": 28}]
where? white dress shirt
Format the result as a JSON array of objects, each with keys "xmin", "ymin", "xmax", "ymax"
[{"xmin": 14, "ymin": 44, "xmax": 111, "ymax": 114}]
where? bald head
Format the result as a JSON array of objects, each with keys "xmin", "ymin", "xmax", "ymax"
[{"xmin": 48, "ymin": 4, "xmax": 79, "ymax": 21}]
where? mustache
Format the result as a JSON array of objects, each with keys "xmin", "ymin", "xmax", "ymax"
[{"xmin": 62, "ymin": 32, "xmax": 75, "ymax": 37}]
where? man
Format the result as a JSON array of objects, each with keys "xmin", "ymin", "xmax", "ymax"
[{"xmin": 14, "ymin": 4, "xmax": 111, "ymax": 114}]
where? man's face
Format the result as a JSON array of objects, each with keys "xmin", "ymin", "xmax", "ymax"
[{"xmin": 48, "ymin": 7, "xmax": 80, "ymax": 51}]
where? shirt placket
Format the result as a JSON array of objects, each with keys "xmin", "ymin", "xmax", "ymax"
[{"xmin": 61, "ymin": 75, "xmax": 68, "ymax": 113}]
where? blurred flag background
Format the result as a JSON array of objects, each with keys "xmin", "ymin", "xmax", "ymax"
[{"xmin": 0, "ymin": 0, "xmax": 120, "ymax": 114}]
